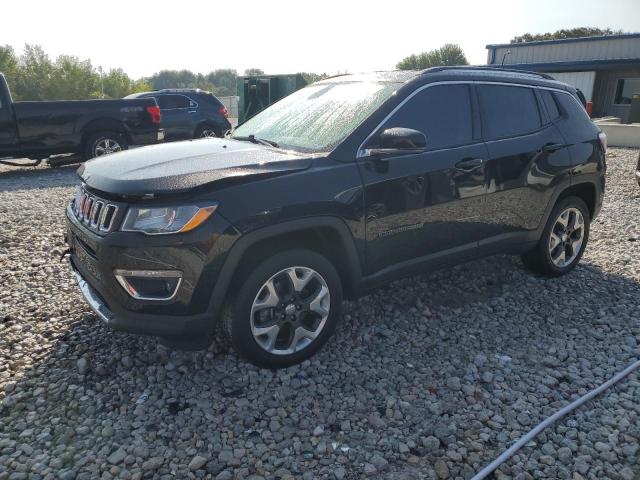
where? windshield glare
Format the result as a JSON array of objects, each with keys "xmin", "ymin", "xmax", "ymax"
[{"xmin": 232, "ymin": 82, "xmax": 398, "ymax": 152}]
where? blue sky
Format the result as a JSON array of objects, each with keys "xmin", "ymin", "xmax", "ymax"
[{"xmin": 4, "ymin": 0, "xmax": 640, "ymax": 78}]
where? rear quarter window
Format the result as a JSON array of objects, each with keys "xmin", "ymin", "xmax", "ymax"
[
  {"xmin": 539, "ymin": 90, "xmax": 560, "ymax": 121},
  {"xmin": 555, "ymin": 92, "xmax": 595, "ymax": 131},
  {"xmin": 478, "ymin": 85, "xmax": 541, "ymax": 139}
]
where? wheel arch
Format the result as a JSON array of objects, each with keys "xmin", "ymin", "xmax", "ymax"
[
  {"xmin": 81, "ymin": 118, "xmax": 129, "ymax": 145},
  {"xmin": 208, "ymin": 217, "xmax": 363, "ymax": 322},
  {"xmin": 556, "ymin": 181, "xmax": 596, "ymax": 219}
]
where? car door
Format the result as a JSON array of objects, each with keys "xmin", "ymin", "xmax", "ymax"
[
  {"xmin": 156, "ymin": 94, "xmax": 193, "ymax": 141},
  {"xmin": 0, "ymin": 94, "xmax": 17, "ymax": 149},
  {"xmin": 478, "ymin": 84, "xmax": 573, "ymax": 253},
  {"xmin": 358, "ymin": 83, "xmax": 489, "ymax": 277}
]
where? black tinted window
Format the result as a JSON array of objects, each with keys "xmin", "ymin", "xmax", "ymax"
[
  {"xmin": 382, "ymin": 84, "xmax": 473, "ymax": 150},
  {"xmin": 157, "ymin": 95, "xmax": 190, "ymax": 109},
  {"xmin": 478, "ymin": 85, "xmax": 541, "ymax": 139},
  {"xmin": 540, "ymin": 90, "xmax": 560, "ymax": 121},
  {"xmin": 555, "ymin": 92, "xmax": 594, "ymax": 130}
]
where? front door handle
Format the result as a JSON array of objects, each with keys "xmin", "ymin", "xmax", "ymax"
[{"xmin": 455, "ymin": 158, "xmax": 485, "ymax": 171}]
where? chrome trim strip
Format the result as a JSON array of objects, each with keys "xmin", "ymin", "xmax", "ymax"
[
  {"xmin": 356, "ymin": 80, "xmax": 579, "ymax": 158},
  {"xmin": 72, "ymin": 186, "xmax": 119, "ymax": 233},
  {"xmin": 113, "ymin": 269, "xmax": 183, "ymax": 301},
  {"xmin": 99, "ymin": 204, "xmax": 118, "ymax": 232},
  {"xmin": 90, "ymin": 201, "xmax": 103, "ymax": 227},
  {"xmin": 72, "ymin": 271, "xmax": 114, "ymax": 324}
]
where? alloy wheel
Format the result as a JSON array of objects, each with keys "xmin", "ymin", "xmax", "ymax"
[
  {"xmin": 548, "ymin": 207, "xmax": 585, "ymax": 268},
  {"xmin": 250, "ymin": 266, "xmax": 330, "ymax": 355},
  {"xmin": 200, "ymin": 129, "xmax": 217, "ymax": 138},
  {"xmin": 94, "ymin": 138, "xmax": 122, "ymax": 156}
]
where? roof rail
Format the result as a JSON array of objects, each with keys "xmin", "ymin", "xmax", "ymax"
[{"xmin": 422, "ymin": 66, "xmax": 555, "ymax": 80}]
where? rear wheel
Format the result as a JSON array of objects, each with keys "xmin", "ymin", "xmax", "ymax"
[
  {"xmin": 83, "ymin": 131, "xmax": 127, "ymax": 160},
  {"xmin": 521, "ymin": 196, "xmax": 590, "ymax": 277},
  {"xmin": 195, "ymin": 125, "xmax": 220, "ymax": 138},
  {"xmin": 223, "ymin": 249, "xmax": 342, "ymax": 368}
]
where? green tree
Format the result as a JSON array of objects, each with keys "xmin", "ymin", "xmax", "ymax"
[
  {"xmin": 12, "ymin": 44, "xmax": 55, "ymax": 100},
  {"xmin": 50, "ymin": 55, "xmax": 97, "ymax": 100},
  {"xmin": 148, "ymin": 69, "xmax": 198, "ymax": 90},
  {"xmin": 0, "ymin": 45, "xmax": 18, "ymax": 81},
  {"xmin": 299, "ymin": 72, "xmax": 329, "ymax": 84},
  {"xmin": 206, "ymin": 68, "xmax": 238, "ymax": 96},
  {"xmin": 396, "ymin": 44, "xmax": 468, "ymax": 70},
  {"xmin": 510, "ymin": 27, "xmax": 625, "ymax": 43},
  {"xmin": 244, "ymin": 68, "xmax": 264, "ymax": 76},
  {"xmin": 131, "ymin": 78, "xmax": 152, "ymax": 95},
  {"xmin": 101, "ymin": 68, "xmax": 138, "ymax": 98}
]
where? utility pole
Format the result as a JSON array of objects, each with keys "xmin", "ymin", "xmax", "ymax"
[{"xmin": 98, "ymin": 66, "xmax": 104, "ymax": 98}]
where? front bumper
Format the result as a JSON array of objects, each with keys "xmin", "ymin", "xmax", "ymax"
[
  {"xmin": 72, "ymin": 268, "xmax": 115, "ymax": 323},
  {"xmin": 66, "ymin": 205, "xmax": 238, "ymax": 343}
]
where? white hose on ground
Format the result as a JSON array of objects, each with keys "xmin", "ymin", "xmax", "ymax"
[{"xmin": 470, "ymin": 358, "xmax": 640, "ymax": 480}]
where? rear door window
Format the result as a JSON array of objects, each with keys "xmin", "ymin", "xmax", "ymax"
[
  {"xmin": 381, "ymin": 84, "xmax": 473, "ymax": 151},
  {"xmin": 478, "ymin": 85, "xmax": 541, "ymax": 139},
  {"xmin": 157, "ymin": 95, "xmax": 190, "ymax": 109}
]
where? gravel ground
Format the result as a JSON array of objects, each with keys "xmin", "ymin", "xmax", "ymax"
[{"xmin": 0, "ymin": 149, "xmax": 639, "ymax": 480}]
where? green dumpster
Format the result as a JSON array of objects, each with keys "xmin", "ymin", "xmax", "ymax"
[
  {"xmin": 237, "ymin": 74, "xmax": 307, "ymax": 123},
  {"xmin": 630, "ymin": 93, "xmax": 640, "ymax": 124}
]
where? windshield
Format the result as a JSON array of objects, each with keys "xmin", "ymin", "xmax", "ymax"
[{"xmin": 232, "ymin": 81, "xmax": 398, "ymax": 152}]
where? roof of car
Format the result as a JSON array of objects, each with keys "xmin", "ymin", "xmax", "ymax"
[
  {"xmin": 128, "ymin": 88, "xmax": 214, "ymax": 97},
  {"xmin": 317, "ymin": 66, "xmax": 575, "ymax": 92}
]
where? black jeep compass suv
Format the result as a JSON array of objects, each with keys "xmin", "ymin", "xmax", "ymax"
[{"xmin": 66, "ymin": 67, "xmax": 606, "ymax": 368}]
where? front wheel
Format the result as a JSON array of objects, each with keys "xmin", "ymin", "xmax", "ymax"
[
  {"xmin": 223, "ymin": 249, "xmax": 343, "ymax": 368},
  {"xmin": 83, "ymin": 131, "xmax": 128, "ymax": 160},
  {"xmin": 521, "ymin": 196, "xmax": 590, "ymax": 277}
]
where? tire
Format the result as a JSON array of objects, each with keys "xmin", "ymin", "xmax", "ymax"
[
  {"xmin": 223, "ymin": 249, "xmax": 343, "ymax": 368},
  {"xmin": 521, "ymin": 196, "xmax": 590, "ymax": 277},
  {"xmin": 194, "ymin": 124, "xmax": 220, "ymax": 139},
  {"xmin": 83, "ymin": 131, "xmax": 128, "ymax": 160}
]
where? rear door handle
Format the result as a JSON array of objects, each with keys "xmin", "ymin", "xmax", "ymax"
[
  {"xmin": 455, "ymin": 158, "xmax": 485, "ymax": 171},
  {"xmin": 542, "ymin": 143, "xmax": 570, "ymax": 153}
]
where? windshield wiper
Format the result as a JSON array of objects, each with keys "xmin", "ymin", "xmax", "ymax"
[{"xmin": 233, "ymin": 134, "xmax": 279, "ymax": 148}]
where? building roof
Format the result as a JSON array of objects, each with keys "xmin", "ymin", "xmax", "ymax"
[
  {"xmin": 486, "ymin": 32, "xmax": 640, "ymax": 49},
  {"xmin": 496, "ymin": 58, "xmax": 640, "ymax": 73}
]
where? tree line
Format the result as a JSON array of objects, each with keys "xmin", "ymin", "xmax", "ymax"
[
  {"xmin": 0, "ymin": 44, "xmax": 328, "ymax": 101},
  {"xmin": 2, "ymin": 28, "xmax": 629, "ymax": 100}
]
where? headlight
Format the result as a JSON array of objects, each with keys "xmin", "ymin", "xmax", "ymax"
[{"xmin": 121, "ymin": 204, "xmax": 217, "ymax": 235}]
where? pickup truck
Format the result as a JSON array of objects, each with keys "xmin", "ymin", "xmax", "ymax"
[{"xmin": 0, "ymin": 73, "xmax": 164, "ymax": 166}]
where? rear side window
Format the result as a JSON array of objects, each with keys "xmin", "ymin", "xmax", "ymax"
[
  {"xmin": 540, "ymin": 90, "xmax": 560, "ymax": 121},
  {"xmin": 555, "ymin": 92, "xmax": 595, "ymax": 131},
  {"xmin": 382, "ymin": 84, "xmax": 473, "ymax": 150},
  {"xmin": 157, "ymin": 95, "xmax": 190, "ymax": 109},
  {"xmin": 478, "ymin": 85, "xmax": 541, "ymax": 139}
]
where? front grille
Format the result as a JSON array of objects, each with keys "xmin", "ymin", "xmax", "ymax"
[{"xmin": 71, "ymin": 186, "xmax": 119, "ymax": 233}]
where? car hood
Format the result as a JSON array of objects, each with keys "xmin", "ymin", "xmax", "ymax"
[{"xmin": 78, "ymin": 138, "xmax": 312, "ymax": 196}]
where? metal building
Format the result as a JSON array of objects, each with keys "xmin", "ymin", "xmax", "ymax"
[{"xmin": 486, "ymin": 33, "xmax": 640, "ymax": 122}]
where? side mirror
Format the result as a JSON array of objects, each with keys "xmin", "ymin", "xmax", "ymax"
[{"xmin": 362, "ymin": 127, "xmax": 427, "ymax": 158}]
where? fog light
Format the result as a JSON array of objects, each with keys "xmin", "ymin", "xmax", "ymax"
[{"xmin": 114, "ymin": 270, "xmax": 182, "ymax": 300}]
